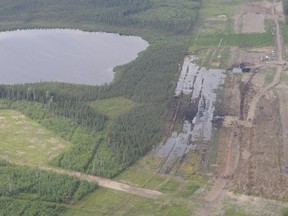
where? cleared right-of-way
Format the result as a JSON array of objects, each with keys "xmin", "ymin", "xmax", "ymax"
[{"xmin": 246, "ymin": 1, "xmax": 284, "ymax": 123}]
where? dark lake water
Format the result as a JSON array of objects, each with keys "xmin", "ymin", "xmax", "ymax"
[{"xmin": 0, "ymin": 29, "xmax": 148, "ymax": 85}]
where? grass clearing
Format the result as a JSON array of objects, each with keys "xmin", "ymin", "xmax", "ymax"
[
  {"xmin": 190, "ymin": 32, "xmax": 274, "ymax": 51},
  {"xmin": 0, "ymin": 109, "xmax": 71, "ymax": 166},
  {"xmin": 224, "ymin": 208, "xmax": 248, "ymax": 216},
  {"xmin": 282, "ymin": 208, "xmax": 288, "ymax": 216},
  {"xmin": 218, "ymin": 47, "xmax": 231, "ymax": 68},
  {"xmin": 200, "ymin": 0, "xmax": 246, "ymax": 19},
  {"xmin": 115, "ymin": 161, "xmax": 181, "ymax": 194},
  {"xmin": 0, "ymin": 99, "xmax": 13, "ymax": 109},
  {"xmin": 263, "ymin": 69, "xmax": 276, "ymax": 85},
  {"xmin": 198, "ymin": 0, "xmax": 246, "ymax": 33},
  {"xmin": 177, "ymin": 151, "xmax": 201, "ymax": 177},
  {"xmin": 89, "ymin": 97, "xmax": 138, "ymax": 119},
  {"xmin": 282, "ymin": 74, "xmax": 288, "ymax": 85},
  {"xmin": 114, "ymin": 148, "xmax": 207, "ymax": 198},
  {"xmin": 64, "ymin": 187, "xmax": 195, "ymax": 216},
  {"xmin": 282, "ymin": 24, "xmax": 288, "ymax": 44},
  {"xmin": 115, "ymin": 165, "xmax": 158, "ymax": 186}
]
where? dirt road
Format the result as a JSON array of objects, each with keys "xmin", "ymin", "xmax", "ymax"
[
  {"xmin": 246, "ymin": 2, "xmax": 283, "ymax": 122},
  {"xmin": 39, "ymin": 166, "xmax": 163, "ymax": 199}
]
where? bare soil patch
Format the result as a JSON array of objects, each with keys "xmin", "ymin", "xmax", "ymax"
[
  {"xmin": 0, "ymin": 155, "xmax": 8, "ymax": 160},
  {"xmin": 242, "ymin": 73, "xmax": 266, "ymax": 88},
  {"xmin": 16, "ymin": 150, "xmax": 25, "ymax": 156},
  {"xmin": 230, "ymin": 92, "xmax": 287, "ymax": 199},
  {"xmin": 48, "ymin": 137, "xmax": 59, "ymax": 144},
  {"xmin": 232, "ymin": 47, "xmax": 273, "ymax": 67},
  {"xmin": 242, "ymin": 13, "xmax": 265, "ymax": 33},
  {"xmin": 217, "ymin": 72, "xmax": 241, "ymax": 117},
  {"xmin": 234, "ymin": 2, "xmax": 270, "ymax": 33},
  {"xmin": 29, "ymin": 137, "xmax": 41, "ymax": 144},
  {"xmin": 11, "ymin": 112, "xmax": 25, "ymax": 119},
  {"xmin": 37, "ymin": 128, "xmax": 47, "ymax": 134}
]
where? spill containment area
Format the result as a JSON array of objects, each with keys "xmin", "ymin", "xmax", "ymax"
[{"xmin": 156, "ymin": 56, "xmax": 226, "ymax": 172}]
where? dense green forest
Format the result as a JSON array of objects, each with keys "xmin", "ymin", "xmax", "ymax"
[
  {"xmin": 0, "ymin": 0, "xmax": 201, "ymax": 178},
  {"xmin": 0, "ymin": 0, "xmax": 200, "ymax": 36},
  {"xmin": 0, "ymin": 160, "xmax": 96, "ymax": 216},
  {"xmin": 284, "ymin": 0, "xmax": 288, "ymax": 15},
  {"xmin": 0, "ymin": 0, "xmax": 201, "ymax": 214}
]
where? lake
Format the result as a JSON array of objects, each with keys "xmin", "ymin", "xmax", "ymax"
[{"xmin": 0, "ymin": 29, "xmax": 148, "ymax": 85}]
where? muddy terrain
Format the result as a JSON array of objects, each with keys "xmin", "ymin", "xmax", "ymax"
[
  {"xmin": 156, "ymin": 0, "xmax": 288, "ymax": 215},
  {"xmin": 156, "ymin": 57, "xmax": 225, "ymax": 173}
]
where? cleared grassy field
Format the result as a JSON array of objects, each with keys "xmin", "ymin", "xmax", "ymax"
[
  {"xmin": 0, "ymin": 109, "xmax": 71, "ymax": 166},
  {"xmin": 89, "ymin": 97, "xmax": 138, "ymax": 119},
  {"xmin": 115, "ymin": 164, "xmax": 180, "ymax": 194},
  {"xmin": 198, "ymin": 0, "xmax": 246, "ymax": 33},
  {"xmin": 189, "ymin": 32, "xmax": 274, "ymax": 51},
  {"xmin": 64, "ymin": 187, "xmax": 195, "ymax": 216}
]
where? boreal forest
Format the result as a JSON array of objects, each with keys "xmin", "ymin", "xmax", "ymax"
[{"xmin": 0, "ymin": 0, "xmax": 201, "ymax": 215}]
